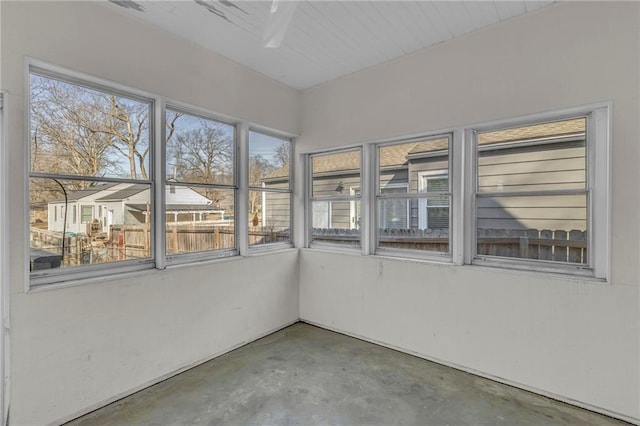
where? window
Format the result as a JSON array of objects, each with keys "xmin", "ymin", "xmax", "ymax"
[
  {"xmin": 310, "ymin": 149, "xmax": 361, "ymax": 248},
  {"xmin": 27, "ymin": 62, "xmax": 295, "ymax": 285},
  {"xmin": 80, "ymin": 206, "xmax": 94, "ymax": 224},
  {"xmin": 305, "ymin": 106, "xmax": 608, "ymax": 279},
  {"xmin": 29, "ymin": 69, "xmax": 153, "ymax": 275},
  {"xmin": 248, "ymin": 130, "xmax": 293, "ymax": 248},
  {"xmin": 164, "ymin": 108, "xmax": 236, "ymax": 257},
  {"xmin": 376, "ymin": 136, "xmax": 451, "ymax": 256},
  {"xmin": 418, "ymin": 171, "xmax": 449, "ymax": 230},
  {"xmin": 472, "ymin": 112, "xmax": 609, "ymax": 278}
]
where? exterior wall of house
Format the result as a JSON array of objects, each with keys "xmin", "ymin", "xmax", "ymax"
[
  {"xmin": 477, "ymin": 141, "xmax": 586, "ymax": 231},
  {"xmin": 298, "ymin": 2, "xmax": 639, "ymax": 423},
  {"xmin": 1, "ymin": 2, "xmax": 300, "ymax": 425}
]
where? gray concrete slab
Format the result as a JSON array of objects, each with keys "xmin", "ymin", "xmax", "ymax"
[{"xmin": 66, "ymin": 323, "xmax": 629, "ymax": 426}]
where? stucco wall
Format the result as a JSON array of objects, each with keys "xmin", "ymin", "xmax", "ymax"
[
  {"xmin": 1, "ymin": 2, "xmax": 300, "ymax": 425},
  {"xmin": 298, "ymin": 2, "xmax": 639, "ymax": 422}
]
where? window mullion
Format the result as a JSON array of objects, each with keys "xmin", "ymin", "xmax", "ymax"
[
  {"xmin": 154, "ymin": 98, "xmax": 166, "ymax": 270},
  {"xmin": 237, "ymin": 122, "xmax": 249, "ymax": 256}
]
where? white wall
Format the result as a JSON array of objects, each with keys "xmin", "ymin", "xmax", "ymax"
[
  {"xmin": 299, "ymin": 2, "xmax": 639, "ymax": 422},
  {"xmin": 2, "ymin": 2, "xmax": 300, "ymax": 425}
]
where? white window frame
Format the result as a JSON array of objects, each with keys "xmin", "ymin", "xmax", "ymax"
[
  {"xmin": 467, "ymin": 105, "xmax": 611, "ymax": 280},
  {"xmin": 27, "ymin": 63, "xmax": 157, "ymax": 286},
  {"xmin": 247, "ymin": 128, "xmax": 294, "ymax": 253},
  {"xmin": 373, "ymin": 134, "xmax": 454, "ymax": 261},
  {"xmin": 307, "ymin": 147, "xmax": 363, "ymax": 251},
  {"xmin": 26, "ymin": 59, "xmax": 296, "ymax": 288},
  {"xmin": 417, "ymin": 170, "xmax": 449, "ymax": 230},
  {"xmin": 163, "ymin": 105, "xmax": 239, "ymax": 265}
]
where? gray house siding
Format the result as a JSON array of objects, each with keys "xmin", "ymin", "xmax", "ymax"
[{"xmin": 477, "ymin": 141, "xmax": 586, "ymax": 231}]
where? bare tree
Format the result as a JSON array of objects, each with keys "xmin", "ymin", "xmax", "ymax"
[
  {"xmin": 167, "ymin": 121, "xmax": 233, "ymax": 185},
  {"xmin": 273, "ymin": 141, "xmax": 290, "ymax": 168},
  {"xmin": 30, "ymin": 77, "xmax": 117, "ymax": 182}
]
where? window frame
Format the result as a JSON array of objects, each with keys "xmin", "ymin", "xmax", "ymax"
[
  {"xmin": 417, "ymin": 170, "xmax": 449, "ymax": 230},
  {"xmin": 374, "ymin": 134, "xmax": 454, "ymax": 261},
  {"xmin": 27, "ymin": 64, "xmax": 158, "ymax": 285},
  {"xmin": 247, "ymin": 128, "xmax": 294, "ymax": 253},
  {"xmin": 467, "ymin": 105, "xmax": 610, "ymax": 280},
  {"xmin": 307, "ymin": 147, "xmax": 363, "ymax": 251},
  {"xmin": 163, "ymin": 105, "xmax": 239, "ymax": 265},
  {"xmin": 26, "ymin": 59, "xmax": 297, "ymax": 289}
]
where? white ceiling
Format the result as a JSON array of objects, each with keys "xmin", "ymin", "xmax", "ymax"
[{"xmin": 105, "ymin": 1, "xmax": 554, "ymax": 89}]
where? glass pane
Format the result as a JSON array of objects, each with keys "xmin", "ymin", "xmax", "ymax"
[
  {"xmin": 249, "ymin": 191, "xmax": 291, "ymax": 246},
  {"xmin": 29, "ymin": 178, "xmax": 152, "ymax": 270},
  {"xmin": 377, "ymin": 197, "xmax": 449, "ymax": 254},
  {"xmin": 249, "ymin": 131, "xmax": 290, "ymax": 189},
  {"xmin": 165, "ymin": 186, "xmax": 234, "ymax": 255},
  {"xmin": 476, "ymin": 194, "xmax": 587, "ymax": 264},
  {"xmin": 378, "ymin": 137, "xmax": 449, "ymax": 194},
  {"xmin": 477, "ymin": 118, "xmax": 586, "ymax": 192},
  {"xmin": 166, "ymin": 109, "xmax": 234, "ymax": 185},
  {"xmin": 312, "ymin": 150, "xmax": 360, "ymax": 198},
  {"xmin": 311, "ymin": 200, "xmax": 360, "ymax": 247},
  {"xmin": 379, "ymin": 186, "xmax": 408, "ymax": 229},
  {"xmin": 30, "ymin": 73, "xmax": 151, "ymax": 180}
]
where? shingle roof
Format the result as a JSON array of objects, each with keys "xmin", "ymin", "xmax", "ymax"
[
  {"xmin": 478, "ymin": 118, "xmax": 585, "ymax": 145},
  {"xmin": 50, "ymin": 183, "xmax": 119, "ymax": 203},
  {"xmin": 263, "ymin": 120, "xmax": 586, "ymax": 180},
  {"xmin": 95, "ymin": 184, "xmax": 148, "ymax": 201}
]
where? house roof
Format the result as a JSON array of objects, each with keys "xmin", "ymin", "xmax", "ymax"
[
  {"xmin": 478, "ymin": 118, "xmax": 585, "ymax": 145},
  {"xmin": 96, "ymin": 184, "xmax": 148, "ymax": 201},
  {"xmin": 264, "ymin": 119, "xmax": 586, "ymax": 179},
  {"xmin": 263, "ymin": 137, "xmax": 450, "ymax": 181},
  {"xmin": 50, "ymin": 183, "xmax": 119, "ymax": 203}
]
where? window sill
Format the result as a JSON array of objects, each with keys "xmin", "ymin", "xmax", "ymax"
[{"xmin": 28, "ymin": 249, "xmax": 302, "ymax": 293}]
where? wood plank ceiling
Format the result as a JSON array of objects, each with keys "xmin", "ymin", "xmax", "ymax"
[{"xmin": 105, "ymin": 1, "xmax": 554, "ymax": 89}]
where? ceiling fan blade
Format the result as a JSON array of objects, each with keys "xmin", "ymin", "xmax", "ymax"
[{"xmin": 262, "ymin": 0, "xmax": 298, "ymax": 49}]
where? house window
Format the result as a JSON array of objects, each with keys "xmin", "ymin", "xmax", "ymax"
[
  {"xmin": 72, "ymin": 206, "xmax": 77, "ymax": 224},
  {"xmin": 248, "ymin": 130, "xmax": 293, "ymax": 248},
  {"xmin": 80, "ymin": 206, "xmax": 94, "ymax": 224},
  {"xmin": 376, "ymin": 136, "xmax": 451, "ymax": 256},
  {"xmin": 29, "ymin": 68, "xmax": 153, "ymax": 276},
  {"xmin": 310, "ymin": 149, "xmax": 361, "ymax": 248},
  {"xmin": 472, "ymin": 112, "xmax": 609, "ymax": 278},
  {"xmin": 418, "ymin": 171, "xmax": 449, "ymax": 230},
  {"xmin": 164, "ymin": 108, "xmax": 236, "ymax": 257}
]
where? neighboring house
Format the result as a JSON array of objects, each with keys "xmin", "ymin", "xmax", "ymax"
[
  {"xmin": 264, "ymin": 119, "xmax": 586, "ymax": 232},
  {"xmin": 48, "ymin": 183, "xmax": 223, "ymax": 234}
]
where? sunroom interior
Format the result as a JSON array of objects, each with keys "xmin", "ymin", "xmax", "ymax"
[{"xmin": 0, "ymin": 1, "xmax": 638, "ymax": 425}]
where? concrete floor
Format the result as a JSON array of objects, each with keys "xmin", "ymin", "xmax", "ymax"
[{"xmin": 67, "ymin": 323, "xmax": 629, "ymax": 426}]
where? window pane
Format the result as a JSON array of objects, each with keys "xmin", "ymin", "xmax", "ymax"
[
  {"xmin": 248, "ymin": 191, "xmax": 291, "ymax": 246},
  {"xmin": 477, "ymin": 118, "xmax": 586, "ymax": 192},
  {"xmin": 312, "ymin": 150, "xmax": 360, "ymax": 198},
  {"xmin": 476, "ymin": 194, "xmax": 587, "ymax": 264},
  {"xmin": 165, "ymin": 109, "xmax": 234, "ymax": 185},
  {"xmin": 379, "ymin": 137, "xmax": 449, "ymax": 194},
  {"xmin": 165, "ymin": 186, "xmax": 234, "ymax": 255},
  {"xmin": 249, "ymin": 131, "xmax": 290, "ymax": 189},
  {"xmin": 377, "ymin": 196, "xmax": 449, "ymax": 254},
  {"xmin": 311, "ymin": 200, "xmax": 360, "ymax": 247},
  {"xmin": 379, "ymin": 186, "xmax": 408, "ymax": 229},
  {"xmin": 30, "ymin": 73, "xmax": 151, "ymax": 180},
  {"xmin": 29, "ymin": 178, "xmax": 152, "ymax": 270}
]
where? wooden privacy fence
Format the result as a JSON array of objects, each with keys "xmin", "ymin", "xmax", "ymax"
[
  {"xmin": 313, "ymin": 227, "xmax": 587, "ymax": 264},
  {"xmin": 476, "ymin": 228, "xmax": 587, "ymax": 263},
  {"xmin": 165, "ymin": 223, "xmax": 290, "ymax": 253}
]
